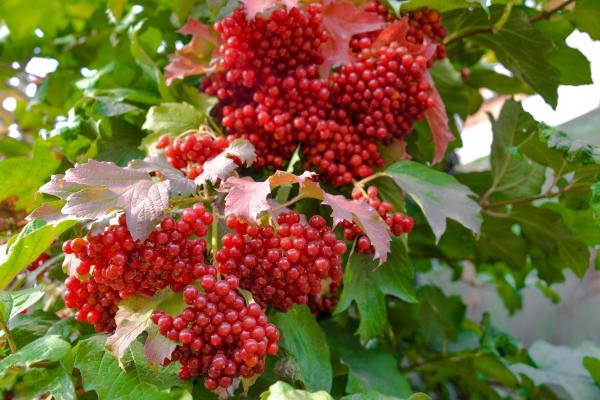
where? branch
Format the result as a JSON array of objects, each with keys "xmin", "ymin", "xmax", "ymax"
[
  {"xmin": 0, "ymin": 321, "xmax": 17, "ymax": 354},
  {"xmin": 445, "ymin": 0, "xmax": 576, "ymax": 45}
]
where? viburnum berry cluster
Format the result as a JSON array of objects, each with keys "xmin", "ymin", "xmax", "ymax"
[
  {"xmin": 152, "ymin": 269, "xmax": 279, "ymax": 390},
  {"xmin": 186, "ymin": 1, "xmax": 447, "ymax": 186},
  {"xmin": 341, "ymin": 186, "xmax": 414, "ymax": 253},
  {"xmin": 62, "ymin": 206, "xmax": 211, "ymax": 331},
  {"xmin": 216, "ymin": 212, "xmax": 346, "ymax": 311},
  {"xmin": 63, "ymin": 275, "xmax": 120, "ymax": 332},
  {"xmin": 156, "ymin": 134, "xmax": 230, "ymax": 179}
]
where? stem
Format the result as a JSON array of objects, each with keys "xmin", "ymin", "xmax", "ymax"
[
  {"xmin": 400, "ymin": 351, "xmax": 483, "ymax": 371},
  {"xmin": 270, "ymin": 193, "xmax": 305, "ymax": 213},
  {"xmin": 0, "ymin": 321, "xmax": 17, "ymax": 354},
  {"xmin": 485, "ymin": 185, "xmax": 586, "ymax": 209},
  {"xmin": 494, "ymin": 0, "xmax": 516, "ymax": 31},
  {"xmin": 530, "ymin": 0, "xmax": 576, "ymax": 22},
  {"xmin": 354, "ymin": 172, "xmax": 391, "ymax": 189}
]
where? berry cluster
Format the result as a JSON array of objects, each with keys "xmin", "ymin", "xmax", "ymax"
[
  {"xmin": 215, "ymin": 212, "xmax": 346, "ymax": 311},
  {"xmin": 152, "ymin": 269, "xmax": 279, "ymax": 390},
  {"xmin": 63, "ymin": 275, "xmax": 120, "ymax": 332},
  {"xmin": 341, "ymin": 186, "xmax": 414, "ymax": 253},
  {"xmin": 62, "ymin": 206, "xmax": 212, "ymax": 332},
  {"xmin": 197, "ymin": 2, "xmax": 446, "ymax": 186},
  {"xmin": 157, "ymin": 134, "xmax": 230, "ymax": 179}
]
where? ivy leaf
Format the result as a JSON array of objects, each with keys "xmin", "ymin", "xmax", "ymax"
[
  {"xmin": 60, "ymin": 160, "xmax": 170, "ymax": 241},
  {"xmin": 240, "ymin": 0, "xmax": 299, "ymax": 20},
  {"xmin": 196, "ymin": 139, "xmax": 257, "ymax": 184},
  {"xmin": 342, "ymin": 347, "xmax": 411, "ymax": 398},
  {"xmin": 272, "ymin": 305, "xmax": 332, "ymax": 392},
  {"xmin": 387, "ymin": 161, "xmax": 482, "ymax": 241},
  {"xmin": 0, "ymin": 139, "xmax": 61, "ymax": 210},
  {"xmin": 320, "ymin": 1, "xmax": 385, "ymax": 75},
  {"xmin": 106, "ymin": 288, "xmax": 185, "ymax": 360},
  {"xmin": 129, "ymin": 154, "xmax": 196, "ymax": 198},
  {"xmin": 259, "ymin": 381, "xmax": 334, "ymax": 400},
  {"xmin": 165, "ymin": 18, "xmax": 219, "ymax": 85},
  {"xmin": 0, "ymin": 288, "xmax": 44, "ymax": 324},
  {"xmin": 222, "ymin": 171, "xmax": 319, "ymax": 223},
  {"xmin": 0, "ymin": 219, "xmax": 77, "ymax": 290},
  {"xmin": 0, "ymin": 335, "xmax": 71, "ymax": 378},
  {"xmin": 336, "ymin": 238, "xmax": 416, "ymax": 342},
  {"xmin": 142, "ymin": 102, "xmax": 203, "ymax": 135},
  {"xmin": 18, "ymin": 366, "xmax": 76, "ymax": 400},
  {"xmin": 322, "ymin": 193, "xmax": 390, "ymax": 261},
  {"xmin": 424, "ymin": 72, "xmax": 453, "ymax": 164},
  {"xmin": 512, "ymin": 341, "xmax": 600, "ymax": 400},
  {"xmin": 73, "ymin": 335, "xmax": 188, "ymax": 400}
]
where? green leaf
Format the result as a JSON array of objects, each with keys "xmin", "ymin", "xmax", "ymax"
[
  {"xmin": 467, "ymin": 67, "xmax": 533, "ymax": 96},
  {"xmin": 10, "ymin": 310, "xmax": 60, "ymax": 348},
  {"xmin": 533, "ymin": 124, "xmax": 600, "ymax": 166},
  {"xmin": 0, "ymin": 335, "xmax": 70, "ymax": 377},
  {"xmin": 569, "ymin": 0, "xmax": 600, "ymax": 40},
  {"xmin": 383, "ymin": 0, "xmax": 486, "ymax": 13},
  {"xmin": 0, "ymin": 218, "xmax": 77, "ymax": 290},
  {"xmin": 0, "ymin": 137, "xmax": 30, "ymax": 157},
  {"xmin": 387, "ymin": 161, "xmax": 482, "ymax": 241},
  {"xmin": 489, "ymin": 99, "xmax": 546, "ymax": 199},
  {"xmin": 259, "ymin": 381, "xmax": 334, "ymax": 400},
  {"xmin": 592, "ymin": 181, "xmax": 600, "ymax": 228},
  {"xmin": 17, "ymin": 366, "xmax": 76, "ymax": 400},
  {"xmin": 336, "ymin": 238, "xmax": 416, "ymax": 342},
  {"xmin": 449, "ymin": 7, "xmax": 561, "ymax": 107},
  {"xmin": 272, "ymin": 305, "xmax": 332, "ymax": 392},
  {"xmin": 415, "ymin": 286, "xmax": 466, "ymax": 345},
  {"xmin": 108, "ymin": 0, "xmax": 128, "ymax": 20},
  {"xmin": 0, "ymin": 288, "xmax": 44, "ymax": 324},
  {"xmin": 342, "ymin": 347, "xmax": 412, "ymax": 398},
  {"xmin": 142, "ymin": 102, "xmax": 203, "ymax": 135},
  {"xmin": 512, "ymin": 341, "xmax": 600, "ymax": 400},
  {"xmin": 0, "ymin": 139, "xmax": 61, "ymax": 210},
  {"xmin": 73, "ymin": 335, "xmax": 187, "ymax": 400},
  {"xmin": 477, "ymin": 217, "xmax": 527, "ymax": 270},
  {"xmin": 583, "ymin": 356, "xmax": 600, "ymax": 385},
  {"xmin": 430, "ymin": 59, "xmax": 483, "ymax": 119},
  {"xmin": 510, "ymin": 205, "xmax": 590, "ymax": 280}
]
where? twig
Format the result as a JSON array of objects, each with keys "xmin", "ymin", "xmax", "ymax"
[
  {"xmin": 354, "ymin": 172, "xmax": 391, "ymax": 189},
  {"xmin": 530, "ymin": 0, "xmax": 576, "ymax": 22}
]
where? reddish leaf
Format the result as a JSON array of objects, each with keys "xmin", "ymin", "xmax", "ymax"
[
  {"xmin": 145, "ymin": 326, "xmax": 176, "ymax": 366},
  {"xmin": 129, "ymin": 155, "xmax": 196, "ymax": 198},
  {"xmin": 424, "ymin": 72, "xmax": 453, "ymax": 164},
  {"xmin": 27, "ymin": 200, "xmax": 69, "ymax": 225},
  {"xmin": 320, "ymin": 1, "xmax": 385, "ymax": 76},
  {"xmin": 59, "ymin": 160, "xmax": 171, "ymax": 241},
  {"xmin": 39, "ymin": 174, "xmax": 85, "ymax": 199},
  {"xmin": 322, "ymin": 193, "xmax": 390, "ymax": 261},
  {"xmin": 165, "ymin": 19, "xmax": 219, "ymax": 85},
  {"xmin": 195, "ymin": 139, "xmax": 257, "ymax": 184},
  {"xmin": 63, "ymin": 253, "xmax": 81, "ymax": 277},
  {"xmin": 222, "ymin": 171, "xmax": 322, "ymax": 223},
  {"xmin": 372, "ymin": 18, "xmax": 437, "ymax": 59},
  {"xmin": 240, "ymin": 0, "xmax": 299, "ymax": 19}
]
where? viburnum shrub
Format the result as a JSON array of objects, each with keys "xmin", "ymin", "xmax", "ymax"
[{"xmin": 1, "ymin": 0, "xmax": 600, "ymax": 399}]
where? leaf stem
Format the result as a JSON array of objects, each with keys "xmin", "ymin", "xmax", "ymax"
[
  {"xmin": 354, "ymin": 172, "xmax": 391, "ymax": 189},
  {"xmin": 530, "ymin": 0, "xmax": 576, "ymax": 22},
  {"xmin": 269, "ymin": 193, "xmax": 305, "ymax": 214},
  {"xmin": 494, "ymin": 0, "xmax": 516, "ymax": 31},
  {"xmin": 0, "ymin": 321, "xmax": 18, "ymax": 354}
]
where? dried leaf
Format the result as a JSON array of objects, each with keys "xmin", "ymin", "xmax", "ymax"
[
  {"xmin": 165, "ymin": 19, "xmax": 219, "ymax": 85},
  {"xmin": 322, "ymin": 193, "xmax": 391, "ymax": 261},
  {"xmin": 320, "ymin": 1, "xmax": 385, "ymax": 76},
  {"xmin": 144, "ymin": 326, "xmax": 176, "ymax": 366}
]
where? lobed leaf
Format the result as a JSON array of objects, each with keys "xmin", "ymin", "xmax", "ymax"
[
  {"xmin": 259, "ymin": 381, "xmax": 334, "ymax": 400},
  {"xmin": 0, "ymin": 288, "xmax": 45, "ymax": 324},
  {"xmin": 195, "ymin": 139, "xmax": 257, "ymax": 184},
  {"xmin": 0, "ymin": 335, "xmax": 71, "ymax": 378}
]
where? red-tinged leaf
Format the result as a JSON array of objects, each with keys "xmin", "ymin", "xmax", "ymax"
[
  {"xmin": 222, "ymin": 171, "xmax": 323, "ymax": 223},
  {"xmin": 129, "ymin": 154, "xmax": 196, "ymax": 198},
  {"xmin": 424, "ymin": 72, "xmax": 453, "ymax": 164},
  {"xmin": 372, "ymin": 18, "xmax": 437, "ymax": 59},
  {"xmin": 27, "ymin": 200, "xmax": 68, "ymax": 225},
  {"xmin": 39, "ymin": 174, "xmax": 85, "ymax": 199},
  {"xmin": 165, "ymin": 19, "xmax": 218, "ymax": 85},
  {"xmin": 145, "ymin": 326, "xmax": 176, "ymax": 366},
  {"xmin": 320, "ymin": 1, "xmax": 385, "ymax": 76},
  {"xmin": 63, "ymin": 253, "xmax": 81, "ymax": 277},
  {"xmin": 222, "ymin": 176, "xmax": 272, "ymax": 223},
  {"xmin": 322, "ymin": 193, "xmax": 390, "ymax": 261},
  {"xmin": 107, "ymin": 288, "xmax": 185, "ymax": 361},
  {"xmin": 195, "ymin": 139, "xmax": 257, "ymax": 184},
  {"xmin": 240, "ymin": 0, "xmax": 299, "ymax": 20},
  {"xmin": 60, "ymin": 160, "xmax": 171, "ymax": 241}
]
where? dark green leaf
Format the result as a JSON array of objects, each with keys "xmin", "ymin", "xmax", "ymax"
[
  {"xmin": 430, "ymin": 60, "xmax": 483, "ymax": 118},
  {"xmin": 477, "ymin": 217, "xmax": 526, "ymax": 270},
  {"xmin": 0, "ymin": 335, "xmax": 70, "ymax": 377},
  {"xmin": 10, "ymin": 310, "xmax": 59, "ymax": 348},
  {"xmin": 569, "ymin": 0, "xmax": 600, "ymax": 40},
  {"xmin": 415, "ymin": 286, "xmax": 466, "ymax": 345},
  {"xmin": 142, "ymin": 102, "xmax": 204, "ymax": 135},
  {"xmin": 387, "ymin": 162, "xmax": 482, "ymax": 240},
  {"xmin": 336, "ymin": 238, "xmax": 416, "ymax": 342},
  {"xmin": 0, "ymin": 288, "xmax": 44, "ymax": 324},
  {"xmin": 17, "ymin": 366, "xmax": 75, "ymax": 400},
  {"xmin": 592, "ymin": 181, "xmax": 600, "ymax": 228},
  {"xmin": 467, "ymin": 68, "xmax": 533, "ymax": 95},
  {"xmin": 583, "ymin": 356, "xmax": 600, "ymax": 385},
  {"xmin": 272, "ymin": 305, "xmax": 332, "ymax": 392}
]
